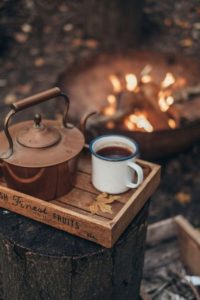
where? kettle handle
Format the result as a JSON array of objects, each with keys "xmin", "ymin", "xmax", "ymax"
[{"xmin": 1, "ymin": 87, "xmax": 70, "ymax": 159}]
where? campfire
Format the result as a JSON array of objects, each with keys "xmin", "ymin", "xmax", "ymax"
[
  {"xmin": 61, "ymin": 51, "xmax": 200, "ymax": 158},
  {"xmin": 101, "ymin": 68, "xmax": 189, "ymax": 133}
]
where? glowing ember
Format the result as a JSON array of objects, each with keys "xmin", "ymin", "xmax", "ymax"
[
  {"xmin": 124, "ymin": 119, "xmax": 136, "ymax": 131},
  {"xmin": 109, "ymin": 75, "xmax": 121, "ymax": 93},
  {"xmin": 125, "ymin": 113, "xmax": 154, "ymax": 132},
  {"xmin": 158, "ymin": 91, "xmax": 170, "ymax": 112},
  {"xmin": 161, "ymin": 72, "xmax": 176, "ymax": 89},
  {"xmin": 125, "ymin": 74, "xmax": 138, "ymax": 91},
  {"xmin": 141, "ymin": 74, "xmax": 152, "ymax": 84},
  {"xmin": 103, "ymin": 94, "xmax": 116, "ymax": 116},
  {"xmin": 107, "ymin": 94, "xmax": 116, "ymax": 104},
  {"xmin": 166, "ymin": 96, "xmax": 174, "ymax": 106},
  {"xmin": 103, "ymin": 67, "xmax": 186, "ymax": 133},
  {"xmin": 168, "ymin": 118, "xmax": 176, "ymax": 129},
  {"xmin": 158, "ymin": 98, "xmax": 169, "ymax": 112}
]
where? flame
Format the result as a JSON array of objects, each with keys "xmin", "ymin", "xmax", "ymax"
[
  {"xmin": 161, "ymin": 72, "xmax": 175, "ymax": 89},
  {"xmin": 166, "ymin": 96, "xmax": 174, "ymax": 106},
  {"xmin": 158, "ymin": 91, "xmax": 175, "ymax": 112},
  {"xmin": 158, "ymin": 91, "xmax": 169, "ymax": 112},
  {"xmin": 125, "ymin": 113, "xmax": 154, "ymax": 132},
  {"xmin": 125, "ymin": 74, "xmax": 138, "ymax": 91},
  {"xmin": 103, "ymin": 94, "xmax": 117, "ymax": 116},
  {"xmin": 107, "ymin": 94, "xmax": 116, "ymax": 104},
  {"xmin": 141, "ymin": 74, "xmax": 152, "ymax": 84},
  {"xmin": 109, "ymin": 75, "xmax": 121, "ymax": 93},
  {"xmin": 168, "ymin": 118, "xmax": 176, "ymax": 128},
  {"xmin": 124, "ymin": 119, "xmax": 136, "ymax": 131}
]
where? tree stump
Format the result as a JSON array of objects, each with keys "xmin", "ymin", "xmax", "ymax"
[{"xmin": 0, "ymin": 201, "xmax": 150, "ymax": 300}]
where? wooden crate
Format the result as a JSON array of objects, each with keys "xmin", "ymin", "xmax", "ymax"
[
  {"xmin": 0, "ymin": 157, "xmax": 160, "ymax": 248},
  {"xmin": 146, "ymin": 215, "xmax": 200, "ymax": 276}
]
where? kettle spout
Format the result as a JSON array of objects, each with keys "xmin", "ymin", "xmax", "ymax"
[{"xmin": 80, "ymin": 111, "xmax": 98, "ymax": 135}]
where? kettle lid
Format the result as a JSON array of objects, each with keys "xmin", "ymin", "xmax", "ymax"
[
  {"xmin": 17, "ymin": 114, "xmax": 62, "ymax": 149},
  {"xmin": 0, "ymin": 117, "xmax": 85, "ymax": 168}
]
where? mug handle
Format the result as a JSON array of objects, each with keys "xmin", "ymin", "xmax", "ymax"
[{"xmin": 126, "ymin": 162, "xmax": 144, "ymax": 189}]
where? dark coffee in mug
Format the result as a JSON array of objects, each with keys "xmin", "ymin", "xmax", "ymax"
[{"xmin": 96, "ymin": 146, "xmax": 132, "ymax": 159}]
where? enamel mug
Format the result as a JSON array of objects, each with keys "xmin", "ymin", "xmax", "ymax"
[{"xmin": 89, "ymin": 135, "xmax": 144, "ymax": 194}]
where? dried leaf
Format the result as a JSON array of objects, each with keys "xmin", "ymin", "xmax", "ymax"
[
  {"xmin": 34, "ymin": 57, "xmax": 45, "ymax": 67},
  {"xmin": 85, "ymin": 39, "xmax": 98, "ymax": 49},
  {"xmin": 89, "ymin": 202, "xmax": 99, "ymax": 214},
  {"xmin": 21, "ymin": 24, "xmax": 32, "ymax": 33},
  {"xmin": 175, "ymin": 19, "xmax": 191, "ymax": 29},
  {"xmin": 72, "ymin": 38, "xmax": 83, "ymax": 47},
  {"xmin": 89, "ymin": 193, "xmax": 120, "ymax": 214},
  {"xmin": 14, "ymin": 32, "xmax": 28, "ymax": 43},
  {"xmin": 98, "ymin": 203, "xmax": 113, "ymax": 214},
  {"xmin": 175, "ymin": 192, "xmax": 191, "ymax": 204},
  {"xmin": 63, "ymin": 24, "xmax": 73, "ymax": 32},
  {"xmin": 179, "ymin": 38, "xmax": 193, "ymax": 47}
]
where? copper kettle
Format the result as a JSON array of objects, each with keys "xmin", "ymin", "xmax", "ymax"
[{"xmin": 0, "ymin": 87, "xmax": 93, "ymax": 200}]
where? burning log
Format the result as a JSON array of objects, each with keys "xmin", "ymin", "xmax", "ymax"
[
  {"xmin": 172, "ymin": 85, "xmax": 200, "ymax": 102},
  {"xmin": 140, "ymin": 82, "xmax": 171, "ymax": 129}
]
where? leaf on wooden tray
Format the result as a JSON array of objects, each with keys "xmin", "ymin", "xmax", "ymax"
[
  {"xmin": 89, "ymin": 193, "xmax": 120, "ymax": 215},
  {"xmin": 98, "ymin": 203, "xmax": 113, "ymax": 214},
  {"xmin": 89, "ymin": 202, "xmax": 99, "ymax": 214},
  {"xmin": 175, "ymin": 192, "xmax": 191, "ymax": 204}
]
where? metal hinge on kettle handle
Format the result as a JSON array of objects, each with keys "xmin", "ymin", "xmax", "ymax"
[{"xmin": 1, "ymin": 87, "xmax": 70, "ymax": 159}]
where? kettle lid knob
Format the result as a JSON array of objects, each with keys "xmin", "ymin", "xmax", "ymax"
[{"xmin": 34, "ymin": 113, "xmax": 42, "ymax": 128}]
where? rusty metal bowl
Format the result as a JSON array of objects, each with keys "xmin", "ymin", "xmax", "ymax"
[{"xmin": 59, "ymin": 50, "xmax": 200, "ymax": 159}]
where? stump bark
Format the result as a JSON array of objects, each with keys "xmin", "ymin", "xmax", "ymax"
[{"xmin": 0, "ymin": 201, "xmax": 149, "ymax": 300}]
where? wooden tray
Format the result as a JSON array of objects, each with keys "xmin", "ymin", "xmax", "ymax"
[{"xmin": 0, "ymin": 156, "xmax": 160, "ymax": 248}]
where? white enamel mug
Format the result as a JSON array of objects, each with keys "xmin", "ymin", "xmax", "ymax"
[{"xmin": 89, "ymin": 135, "xmax": 144, "ymax": 194}]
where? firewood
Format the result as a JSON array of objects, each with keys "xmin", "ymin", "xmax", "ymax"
[
  {"xmin": 140, "ymin": 82, "xmax": 171, "ymax": 129},
  {"xmin": 172, "ymin": 85, "xmax": 200, "ymax": 102},
  {"xmin": 169, "ymin": 98, "xmax": 200, "ymax": 124}
]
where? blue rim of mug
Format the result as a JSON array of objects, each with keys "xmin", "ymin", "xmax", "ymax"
[{"xmin": 89, "ymin": 134, "xmax": 139, "ymax": 162}]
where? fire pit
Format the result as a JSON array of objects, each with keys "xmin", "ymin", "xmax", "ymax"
[{"xmin": 60, "ymin": 50, "xmax": 200, "ymax": 159}]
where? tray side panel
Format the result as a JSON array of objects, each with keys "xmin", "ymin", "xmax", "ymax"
[
  {"xmin": 110, "ymin": 163, "xmax": 161, "ymax": 246},
  {"xmin": 0, "ymin": 186, "xmax": 112, "ymax": 247}
]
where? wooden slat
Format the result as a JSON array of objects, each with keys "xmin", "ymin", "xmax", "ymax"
[
  {"xmin": 75, "ymin": 172, "xmax": 97, "ymax": 194},
  {"xmin": 146, "ymin": 217, "xmax": 177, "ymax": 246},
  {"xmin": 52, "ymin": 200, "xmax": 110, "ymax": 222},
  {"xmin": 57, "ymin": 188, "xmax": 124, "ymax": 220},
  {"xmin": 175, "ymin": 215, "xmax": 200, "ymax": 276}
]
